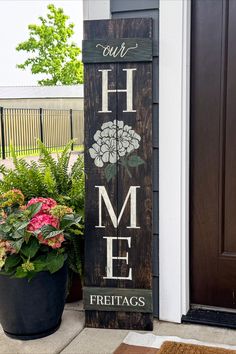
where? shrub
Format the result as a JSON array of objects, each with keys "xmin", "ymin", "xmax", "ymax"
[
  {"xmin": 0, "ymin": 190, "xmax": 82, "ymax": 280},
  {"xmin": 0, "ymin": 141, "xmax": 84, "ymax": 277}
]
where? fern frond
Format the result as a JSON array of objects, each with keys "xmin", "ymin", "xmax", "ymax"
[
  {"xmin": 37, "ymin": 139, "xmax": 58, "ymax": 174},
  {"xmin": 43, "ymin": 167, "xmax": 58, "ymax": 196},
  {"xmin": 56, "ymin": 140, "xmax": 75, "ymax": 194},
  {"xmin": 66, "ymin": 231, "xmax": 84, "ymax": 276},
  {"xmin": 0, "ymin": 164, "xmax": 7, "ymax": 176},
  {"xmin": 10, "ymin": 145, "xmax": 19, "ymax": 169}
]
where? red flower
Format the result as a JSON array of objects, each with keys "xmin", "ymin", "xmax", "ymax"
[
  {"xmin": 28, "ymin": 214, "xmax": 59, "ymax": 231},
  {"xmin": 38, "ymin": 233, "xmax": 65, "ymax": 249},
  {"xmin": 27, "ymin": 197, "xmax": 57, "ymax": 216},
  {"xmin": 28, "ymin": 214, "xmax": 64, "ymax": 249}
]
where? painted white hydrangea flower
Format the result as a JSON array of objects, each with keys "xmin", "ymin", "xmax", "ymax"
[
  {"xmin": 89, "ymin": 143, "xmax": 104, "ymax": 167},
  {"xmin": 100, "ymin": 138, "xmax": 117, "ymax": 164},
  {"xmin": 89, "ymin": 120, "xmax": 144, "ymax": 181}
]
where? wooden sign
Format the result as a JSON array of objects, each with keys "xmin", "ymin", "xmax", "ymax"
[{"xmin": 83, "ymin": 18, "xmax": 153, "ymax": 330}]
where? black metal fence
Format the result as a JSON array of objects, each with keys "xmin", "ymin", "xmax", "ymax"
[{"xmin": 0, "ymin": 107, "xmax": 84, "ymax": 159}]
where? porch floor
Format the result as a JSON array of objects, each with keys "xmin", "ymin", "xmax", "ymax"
[{"xmin": 0, "ymin": 302, "xmax": 236, "ymax": 354}]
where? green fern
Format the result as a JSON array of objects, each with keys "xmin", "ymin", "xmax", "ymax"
[
  {"xmin": 0, "ymin": 164, "xmax": 7, "ymax": 176},
  {"xmin": 0, "ymin": 146, "xmax": 46, "ymax": 198},
  {"xmin": 37, "ymin": 139, "xmax": 76, "ymax": 195},
  {"xmin": 43, "ymin": 166, "xmax": 58, "ymax": 196},
  {"xmin": 0, "ymin": 142, "xmax": 85, "ymax": 275},
  {"xmin": 37, "ymin": 139, "xmax": 58, "ymax": 178}
]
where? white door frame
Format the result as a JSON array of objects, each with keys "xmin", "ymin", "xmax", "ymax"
[{"xmin": 159, "ymin": 0, "xmax": 191, "ymax": 323}]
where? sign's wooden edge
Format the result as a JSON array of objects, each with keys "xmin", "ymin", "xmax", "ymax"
[
  {"xmin": 82, "ymin": 38, "xmax": 153, "ymax": 63},
  {"xmin": 84, "ymin": 17, "xmax": 154, "ymax": 330},
  {"xmin": 84, "ymin": 287, "xmax": 153, "ymax": 313}
]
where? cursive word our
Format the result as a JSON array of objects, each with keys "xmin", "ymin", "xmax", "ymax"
[{"xmin": 96, "ymin": 42, "xmax": 138, "ymax": 58}]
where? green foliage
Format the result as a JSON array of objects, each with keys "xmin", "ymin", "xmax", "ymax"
[
  {"xmin": 65, "ymin": 230, "xmax": 84, "ymax": 277},
  {"xmin": 0, "ymin": 141, "xmax": 85, "ymax": 208},
  {"xmin": 0, "ymin": 141, "xmax": 85, "ymax": 276},
  {"xmin": 69, "ymin": 153, "xmax": 85, "ymax": 215},
  {"xmin": 21, "ymin": 238, "xmax": 40, "ymax": 258},
  {"xmin": 0, "ymin": 147, "xmax": 48, "ymax": 199},
  {"xmin": 16, "ymin": 4, "xmax": 83, "ymax": 86},
  {"xmin": 46, "ymin": 252, "xmax": 65, "ymax": 274},
  {"xmin": 0, "ymin": 197, "xmax": 82, "ymax": 279},
  {"xmin": 105, "ymin": 164, "xmax": 116, "ymax": 183}
]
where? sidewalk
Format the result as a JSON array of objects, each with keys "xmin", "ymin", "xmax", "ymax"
[
  {"xmin": 0, "ymin": 151, "xmax": 80, "ymax": 171},
  {"xmin": 0, "ymin": 302, "xmax": 236, "ymax": 354}
]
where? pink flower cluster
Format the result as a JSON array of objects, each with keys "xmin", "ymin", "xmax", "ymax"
[
  {"xmin": 27, "ymin": 198, "xmax": 65, "ymax": 249},
  {"xmin": 27, "ymin": 197, "xmax": 57, "ymax": 216}
]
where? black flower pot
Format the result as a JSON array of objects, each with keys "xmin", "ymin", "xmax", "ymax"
[{"xmin": 0, "ymin": 264, "xmax": 67, "ymax": 340}]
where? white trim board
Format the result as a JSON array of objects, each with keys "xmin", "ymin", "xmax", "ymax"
[
  {"xmin": 159, "ymin": 0, "xmax": 191, "ymax": 322},
  {"xmin": 83, "ymin": 0, "xmax": 110, "ymax": 20}
]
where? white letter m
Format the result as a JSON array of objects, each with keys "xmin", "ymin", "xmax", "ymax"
[{"xmin": 95, "ymin": 186, "xmax": 140, "ymax": 229}]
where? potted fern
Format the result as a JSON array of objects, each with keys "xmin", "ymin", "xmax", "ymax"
[
  {"xmin": 0, "ymin": 140, "xmax": 85, "ymax": 302},
  {"xmin": 0, "ymin": 189, "xmax": 82, "ymax": 339}
]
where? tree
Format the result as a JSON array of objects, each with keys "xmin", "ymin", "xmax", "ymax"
[{"xmin": 16, "ymin": 4, "xmax": 83, "ymax": 86}]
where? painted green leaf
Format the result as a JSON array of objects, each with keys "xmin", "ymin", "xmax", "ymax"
[
  {"xmin": 105, "ymin": 163, "xmax": 117, "ymax": 182},
  {"xmin": 127, "ymin": 155, "xmax": 145, "ymax": 168}
]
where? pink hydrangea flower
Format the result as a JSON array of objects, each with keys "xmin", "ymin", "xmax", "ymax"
[
  {"xmin": 27, "ymin": 197, "xmax": 57, "ymax": 216},
  {"xmin": 38, "ymin": 233, "xmax": 65, "ymax": 249},
  {"xmin": 28, "ymin": 214, "xmax": 59, "ymax": 231},
  {"xmin": 28, "ymin": 214, "xmax": 65, "ymax": 249}
]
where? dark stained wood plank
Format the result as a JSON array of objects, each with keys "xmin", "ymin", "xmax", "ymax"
[
  {"xmin": 82, "ymin": 38, "xmax": 152, "ymax": 63},
  {"xmin": 115, "ymin": 61, "xmax": 152, "ymax": 289},
  {"xmin": 84, "ymin": 18, "xmax": 153, "ymax": 330},
  {"xmin": 84, "ymin": 287, "xmax": 152, "ymax": 313},
  {"xmin": 84, "ymin": 62, "xmax": 118, "ymax": 288},
  {"xmin": 84, "ymin": 18, "xmax": 152, "ymax": 40},
  {"xmin": 85, "ymin": 311, "xmax": 153, "ymax": 330},
  {"xmin": 115, "ymin": 32, "xmax": 153, "ymax": 330}
]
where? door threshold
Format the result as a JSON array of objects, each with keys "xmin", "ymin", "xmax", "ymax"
[
  {"xmin": 191, "ymin": 304, "xmax": 236, "ymax": 314},
  {"xmin": 182, "ymin": 307, "xmax": 236, "ymax": 329}
]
